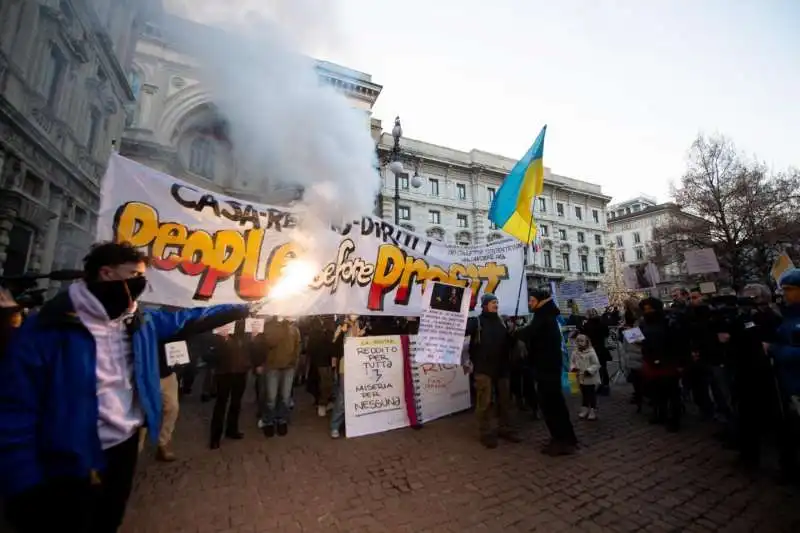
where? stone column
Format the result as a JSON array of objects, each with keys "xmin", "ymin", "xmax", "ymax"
[{"xmin": 41, "ymin": 190, "xmax": 63, "ymax": 275}]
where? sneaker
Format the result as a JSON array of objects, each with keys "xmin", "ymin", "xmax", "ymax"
[
  {"xmin": 330, "ymin": 429, "xmax": 341, "ymax": 439},
  {"xmin": 587, "ymin": 409, "xmax": 597, "ymax": 421},
  {"xmin": 257, "ymin": 419, "xmax": 266, "ymax": 429},
  {"xmin": 317, "ymin": 405, "xmax": 327, "ymax": 417},
  {"xmin": 277, "ymin": 422, "xmax": 288, "ymax": 437},
  {"xmin": 578, "ymin": 407, "xmax": 589, "ymax": 419},
  {"xmin": 263, "ymin": 424, "xmax": 275, "ymax": 438}
]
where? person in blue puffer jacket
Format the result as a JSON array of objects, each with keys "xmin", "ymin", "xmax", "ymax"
[
  {"xmin": 769, "ymin": 267, "xmax": 800, "ymax": 485},
  {"xmin": 0, "ymin": 242, "xmax": 262, "ymax": 533}
]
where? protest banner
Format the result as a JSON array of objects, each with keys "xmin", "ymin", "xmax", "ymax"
[
  {"xmin": 98, "ymin": 154, "xmax": 527, "ymax": 316},
  {"xmin": 415, "ymin": 282, "xmax": 470, "ymax": 364}
]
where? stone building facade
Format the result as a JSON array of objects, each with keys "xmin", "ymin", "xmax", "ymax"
[
  {"xmin": 0, "ymin": 0, "xmax": 159, "ymax": 275},
  {"xmin": 375, "ymin": 134, "xmax": 612, "ymax": 286},
  {"xmin": 120, "ymin": 15, "xmax": 383, "ymax": 204}
]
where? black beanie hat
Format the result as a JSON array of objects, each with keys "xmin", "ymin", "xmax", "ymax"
[{"xmin": 528, "ymin": 286, "xmax": 551, "ymax": 301}]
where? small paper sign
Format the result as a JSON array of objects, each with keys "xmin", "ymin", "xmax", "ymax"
[
  {"xmin": 165, "ymin": 341, "xmax": 190, "ymax": 366},
  {"xmin": 245, "ymin": 318, "xmax": 264, "ymax": 334},
  {"xmin": 213, "ymin": 322, "xmax": 236, "ymax": 336},
  {"xmin": 622, "ymin": 327, "xmax": 645, "ymax": 344}
]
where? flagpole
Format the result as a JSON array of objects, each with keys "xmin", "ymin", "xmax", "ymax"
[{"xmin": 513, "ymin": 212, "xmax": 537, "ymax": 317}]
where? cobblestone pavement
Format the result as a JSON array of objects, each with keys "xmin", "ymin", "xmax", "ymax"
[{"xmin": 122, "ymin": 383, "xmax": 800, "ymax": 533}]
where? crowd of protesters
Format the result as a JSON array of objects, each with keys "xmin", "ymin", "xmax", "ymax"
[{"xmin": 1, "ymin": 240, "xmax": 799, "ymax": 532}]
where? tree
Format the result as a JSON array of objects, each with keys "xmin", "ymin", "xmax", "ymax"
[{"xmin": 651, "ymin": 135, "xmax": 800, "ymax": 287}]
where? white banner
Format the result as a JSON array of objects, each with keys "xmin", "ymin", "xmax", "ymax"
[
  {"xmin": 408, "ymin": 338, "xmax": 471, "ymax": 423},
  {"xmin": 98, "ymin": 154, "xmax": 527, "ymax": 316}
]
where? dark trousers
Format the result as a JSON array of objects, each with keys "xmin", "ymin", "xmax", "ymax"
[
  {"xmin": 5, "ymin": 433, "xmax": 139, "ymax": 533},
  {"xmin": 537, "ymin": 378, "xmax": 577, "ymax": 444},
  {"xmin": 598, "ymin": 361, "xmax": 610, "ymax": 390},
  {"xmin": 686, "ymin": 362, "xmax": 714, "ymax": 417},
  {"xmin": 652, "ymin": 376, "xmax": 682, "ymax": 427},
  {"xmin": 523, "ymin": 367, "xmax": 539, "ymax": 414},
  {"xmin": 580, "ymin": 385, "xmax": 597, "ymax": 408},
  {"xmin": 210, "ymin": 372, "xmax": 247, "ymax": 442}
]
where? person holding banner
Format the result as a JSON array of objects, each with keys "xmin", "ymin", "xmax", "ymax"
[
  {"xmin": 330, "ymin": 315, "xmax": 367, "ymax": 439},
  {"xmin": 517, "ymin": 287, "xmax": 578, "ymax": 456},
  {"xmin": 0, "ymin": 242, "xmax": 259, "ymax": 533}
]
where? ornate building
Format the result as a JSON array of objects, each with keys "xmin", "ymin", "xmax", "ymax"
[
  {"xmin": 375, "ymin": 134, "xmax": 612, "ymax": 286},
  {"xmin": 0, "ymin": 0, "xmax": 160, "ymax": 276},
  {"xmin": 120, "ymin": 15, "xmax": 383, "ymax": 204}
]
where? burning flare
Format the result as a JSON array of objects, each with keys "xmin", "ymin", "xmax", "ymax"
[{"xmin": 266, "ymin": 257, "xmax": 318, "ymax": 301}]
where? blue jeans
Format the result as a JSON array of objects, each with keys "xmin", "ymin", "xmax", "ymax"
[
  {"xmin": 330, "ymin": 374, "xmax": 345, "ymax": 433},
  {"xmin": 261, "ymin": 368, "xmax": 296, "ymax": 425}
]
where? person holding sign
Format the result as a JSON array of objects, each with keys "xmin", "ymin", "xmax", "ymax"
[
  {"xmin": 0, "ymin": 242, "xmax": 260, "ymax": 533},
  {"xmin": 465, "ymin": 294, "xmax": 521, "ymax": 449},
  {"xmin": 330, "ymin": 315, "xmax": 367, "ymax": 439}
]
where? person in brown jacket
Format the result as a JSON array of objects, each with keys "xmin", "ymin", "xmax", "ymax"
[
  {"xmin": 258, "ymin": 317, "xmax": 301, "ymax": 437},
  {"xmin": 209, "ymin": 320, "xmax": 254, "ymax": 449}
]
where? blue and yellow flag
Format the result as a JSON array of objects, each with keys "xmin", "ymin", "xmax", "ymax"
[{"xmin": 488, "ymin": 125, "xmax": 546, "ymax": 244}]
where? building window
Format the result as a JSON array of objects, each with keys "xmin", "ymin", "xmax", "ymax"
[
  {"xmin": 580, "ymin": 255, "xmax": 589, "ymax": 273},
  {"xmin": 575, "ymin": 206, "xmax": 583, "ymax": 220},
  {"xmin": 540, "ymin": 224, "xmax": 549, "ymax": 237},
  {"xmin": 633, "ymin": 232, "xmax": 641, "ymax": 244},
  {"xmin": 398, "ymin": 174, "xmax": 409, "ymax": 190},
  {"xmin": 577, "ymin": 232, "xmax": 585, "ymax": 243},
  {"xmin": 189, "ymin": 136, "xmax": 215, "ymax": 178},
  {"xmin": 598, "ymin": 256, "xmax": 605, "ymax": 274},
  {"xmin": 399, "ymin": 206, "xmax": 410, "ymax": 220},
  {"xmin": 3, "ymin": 225, "xmax": 33, "ymax": 277},
  {"xmin": 457, "ymin": 183, "xmax": 467, "ymax": 200},
  {"xmin": 457, "ymin": 214, "xmax": 468, "ymax": 228},
  {"xmin": 618, "ymin": 250, "xmax": 626, "ymax": 262},
  {"xmin": 594, "ymin": 234, "xmax": 602, "ymax": 246},
  {"xmin": 429, "ymin": 178, "xmax": 439, "ymax": 196},
  {"xmin": 487, "ymin": 187, "xmax": 496, "ymax": 204},
  {"xmin": 538, "ymin": 197, "xmax": 547, "ymax": 212},
  {"xmin": 635, "ymin": 248, "xmax": 644, "ymax": 261},
  {"xmin": 74, "ymin": 206, "xmax": 87, "ymax": 226},
  {"xmin": 22, "ymin": 174, "xmax": 44, "ymax": 198},
  {"xmin": 87, "ymin": 109, "xmax": 101, "ymax": 154},
  {"xmin": 557, "ymin": 202, "xmax": 564, "ymax": 217},
  {"xmin": 429, "ymin": 210, "xmax": 440, "ymax": 224},
  {"xmin": 616, "ymin": 235, "xmax": 624, "ymax": 247},
  {"xmin": 42, "ymin": 44, "xmax": 67, "ymax": 109},
  {"xmin": 489, "ymin": 222, "xmax": 498, "ymax": 230},
  {"xmin": 558, "ymin": 229, "xmax": 567, "ymax": 240},
  {"xmin": 592, "ymin": 209, "xmax": 599, "ymax": 223},
  {"xmin": 543, "ymin": 250, "xmax": 552, "ymax": 268},
  {"xmin": 562, "ymin": 253, "xmax": 571, "ymax": 271}
]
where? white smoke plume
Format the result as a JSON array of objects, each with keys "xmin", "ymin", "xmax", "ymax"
[{"xmin": 156, "ymin": 1, "xmax": 381, "ymax": 312}]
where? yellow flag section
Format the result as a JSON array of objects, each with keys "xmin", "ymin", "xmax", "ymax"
[
  {"xmin": 98, "ymin": 154, "xmax": 528, "ymax": 316},
  {"xmin": 772, "ymin": 252, "xmax": 796, "ymax": 284}
]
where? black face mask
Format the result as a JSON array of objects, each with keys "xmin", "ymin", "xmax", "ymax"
[{"xmin": 87, "ymin": 277, "xmax": 148, "ymax": 319}]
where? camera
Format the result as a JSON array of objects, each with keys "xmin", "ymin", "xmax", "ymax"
[{"xmin": 0, "ymin": 270, "xmax": 84, "ymax": 309}]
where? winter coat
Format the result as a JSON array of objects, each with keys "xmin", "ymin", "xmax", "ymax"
[
  {"xmin": 639, "ymin": 312, "xmax": 684, "ymax": 379},
  {"xmin": 770, "ymin": 304, "xmax": 800, "ymax": 396},
  {"xmin": 580, "ymin": 317, "xmax": 611, "ymax": 363},
  {"xmin": 570, "ymin": 346, "xmax": 601, "ymax": 386},
  {"xmin": 465, "ymin": 311, "xmax": 514, "ymax": 378},
  {"xmin": 215, "ymin": 333, "xmax": 257, "ymax": 375},
  {"xmin": 516, "ymin": 299, "xmax": 564, "ymax": 382},
  {"xmin": 619, "ymin": 324, "xmax": 644, "ymax": 371},
  {"xmin": 306, "ymin": 319, "xmax": 336, "ymax": 368},
  {"xmin": 261, "ymin": 320, "xmax": 302, "ymax": 370}
]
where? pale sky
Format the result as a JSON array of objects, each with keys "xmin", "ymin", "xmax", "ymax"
[
  {"xmin": 171, "ymin": 0, "xmax": 799, "ymax": 203},
  {"xmin": 319, "ymin": 0, "xmax": 798, "ymax": 202}
]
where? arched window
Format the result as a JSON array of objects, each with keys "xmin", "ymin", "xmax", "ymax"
[
  {"xmin": 125, "ymin": 70, "xmax": 142, "ymax": 127},
  {"xmin": 189, "ymin": 136, "xmax": 215, "ymax": 179}
]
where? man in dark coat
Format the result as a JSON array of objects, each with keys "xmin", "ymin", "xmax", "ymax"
[
  {"xmin": 466, "ymin": 293, "xmax": 521, "ymax": 448},
  {"xmin": 517, "ymin": 287, "xmax": 577, "ymax": 455}
]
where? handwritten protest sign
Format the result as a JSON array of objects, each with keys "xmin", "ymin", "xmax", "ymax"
[{"xmin": 415, "ymin": 282, "xmax": 470, "ymax": 364}]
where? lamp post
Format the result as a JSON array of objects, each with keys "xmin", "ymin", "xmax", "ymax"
[{"xmin": 386, "ymin": 117, "xmax": 421, "ymax": 225}]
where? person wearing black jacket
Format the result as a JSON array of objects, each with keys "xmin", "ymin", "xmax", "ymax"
[
  {"xmin": 306, "ymin": 316, "xmax": 336, "ymax": 418},
  {"xmin": 639, "ymin": 297, "xmax": 685, "ymax": 431},
  {"xmin": 517, "ymin": 287, "xmax": 577, "ymax": 456},
  {"xmin": 465, "ymin": 294, "xmax": 521, "ymax": 449},
  {"xmin": 209, "ymin": 320, "xmax": 257, "ymax": 449}
]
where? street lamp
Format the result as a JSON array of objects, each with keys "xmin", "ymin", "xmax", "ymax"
[{"xmin": 386, "ymin": 116, "xmax": 421, "ymax": 225}]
